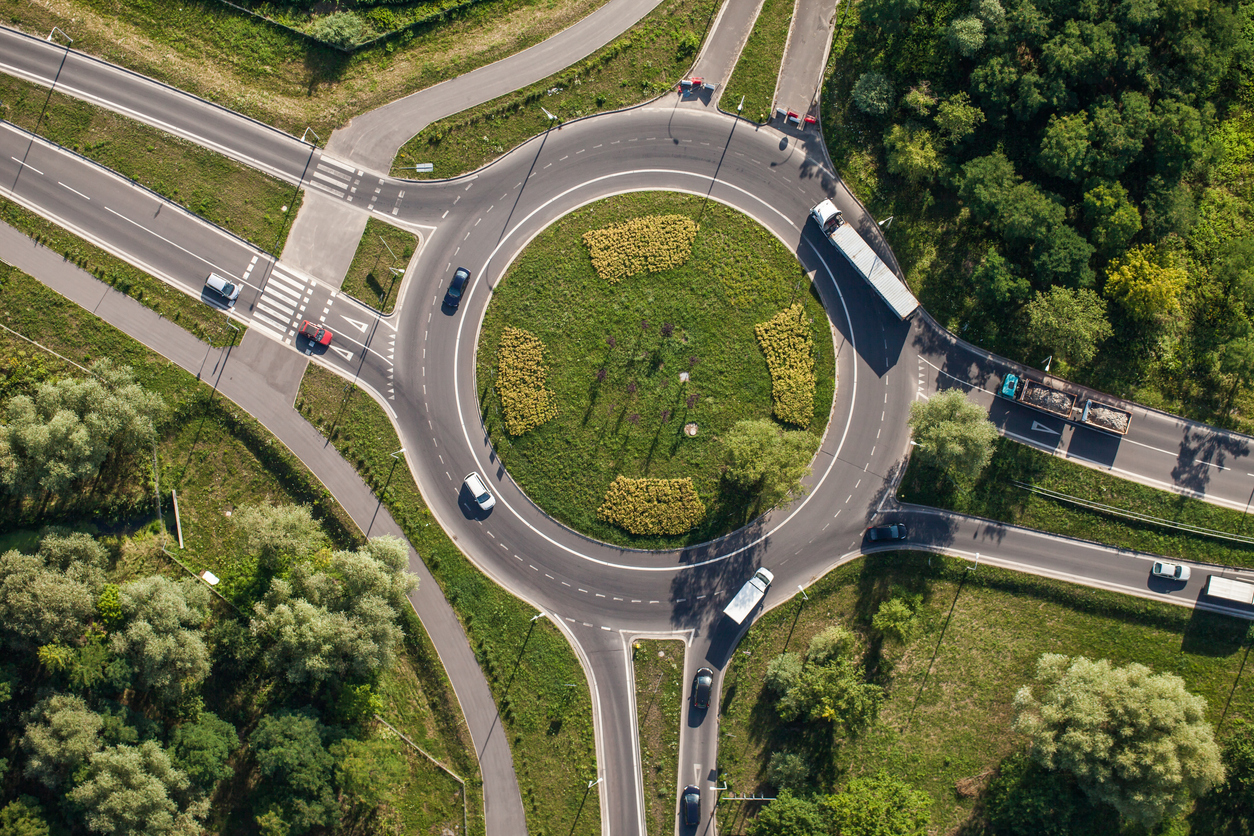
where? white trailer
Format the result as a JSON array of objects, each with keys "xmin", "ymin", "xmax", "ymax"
[
  {"xmin": 723, "ymin": 567, "xmax": 774, "ymax": 624},
  {"xmin": 1205, "ymin": 575, "xmax": 1254, "ymax": 604},
  {"xmin": 810, "ymin": 199, "xmax": 918, "ymax": 320}
]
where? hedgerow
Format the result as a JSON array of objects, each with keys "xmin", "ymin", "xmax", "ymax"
[
  {"xmin": 496, "ymin": 326, "xmax": 557, "ymax": 436},
  {"xmin": 754, "ymin": 303, "xmax": 816, "ymax": 428},
  {"xmin": 596, "ymin": 476, "xmax": 706, "ymax": 535},
  {"xmin": 581, "ymin": 215, "xmax": 698, "ymax": 283}
]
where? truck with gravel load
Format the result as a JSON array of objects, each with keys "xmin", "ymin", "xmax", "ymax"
[
  {"xmin": 810, "ymin": 200, "xmax": 919, "ymax": 320},
  {"xmin": 723, "ymin": 567, "xmax": 774, "ymax": 624},
  {"xmin": 999, "ymin": 373, "xmax": 1076, "ymax": 420},
  {"xmin": 1079, "ymin": 399, "xmax": 1132, "ymax": 435}
]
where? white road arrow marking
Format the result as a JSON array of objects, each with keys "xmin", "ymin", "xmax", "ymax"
[
  {"xmin": 330, "ymin": 346, "xmax": 355, "ymax": 361},
  {"xmin": 339, "ymin": 316, "xmax": 369, "ymax": 334},
  {"xmin": 1031, "ymin": 421, "xmax": 1060, "ymax": 435}
]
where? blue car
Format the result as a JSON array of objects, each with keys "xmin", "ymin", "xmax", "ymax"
[{"xmin": 444, "ymin": 266, "xmax": 471, "ymax": 309}]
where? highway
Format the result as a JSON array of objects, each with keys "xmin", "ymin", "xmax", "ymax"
[{"xmin": 4, "ymin": 12, "xmax": 1254, "ymax": 836}]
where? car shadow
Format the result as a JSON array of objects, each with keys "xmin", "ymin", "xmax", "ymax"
[
  {"xmin": 199, "ymin": 290, "xmax": 235, "ymax": 311},
  {"xmin": 457, "ymin": 484, "xmax": 493, "ymax": 520}
]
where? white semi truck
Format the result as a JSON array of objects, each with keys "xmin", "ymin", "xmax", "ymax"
[
  {"xmin": 1205, "ymin": 575, "xmax": 1254, "ymax": 605},
  {"xmin": 723, "ymin": 567, "xmax": 774, "ymax": 624},
  {"xmin": 810, "ymin": 199, "xmax": 919, "ymax": 320}
]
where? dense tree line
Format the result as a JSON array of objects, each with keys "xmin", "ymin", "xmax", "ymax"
[{"xmin": 837, "ymin": 0, "xmax": 1254, "ymax": 421}]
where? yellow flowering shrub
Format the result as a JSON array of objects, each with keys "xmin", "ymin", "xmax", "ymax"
[
  {"xmin": 596, "ymin": 476, "xmax": 706, "ymax": 535},
  {"xmin": 497, "ymin": 326, "xmax": 558, "ymax": 436},
  {"xmin": 581, "ymin": 214, "xmax": 698, "ymax": 283},
  {"xmin": 754, "ymin": 303, "xmax": 816, "ymax": 429}
]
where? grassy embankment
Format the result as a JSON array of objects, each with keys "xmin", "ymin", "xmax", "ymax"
[
  {"xmin": 475, "ymin": 192, "xmax": 835, "ymax": 548},
  {"xmin": 900, "ymin": 437, "xmax": 1254, "ymax": 569},
  {"xmin": 718, "ymin": 0, "xmax": 794, "ymax": 123},
  {"xmin": 715, "ymin": 552, "xmax": 1254, "ymax": 834},
  {"xmin": 297, "ymin": 365, "xmax": 602, "ymax": 836},
  {"xmin": 0, "ymin": 0, "xmax": 613, "ymax": 139},
  {"xmin": 0, "ymin": 260, "xmax": 480, "ymax": 834},
  {"xmin": 341, "ymin": 218, "xmax": 417, "ymax": 313},
  {"xmin": 389, "ymin": 0, "xmax": 718, "ymax": 178},
  {"xmin": 0, "ymin": 75, "xmax": 301, "ymax": 252},
  {"xmin": 634, "ymin": 640, "xmax": 684, "ymax": 836}
]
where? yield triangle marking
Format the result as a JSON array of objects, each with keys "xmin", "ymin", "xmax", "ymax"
[
  {"xmin": 330, "ymin": 346, "xmax": 354, "ymax": 361},
  {"xmin": 1031, "ymin": 420, "xmax": 1060, "ymax": 435},
  {"xmin": 339, "ymin": 316, "xmax": 369, "ymax": 334}
]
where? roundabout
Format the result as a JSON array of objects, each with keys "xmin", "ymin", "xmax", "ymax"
[{"xmin": 473, "ymin": 191, "xmax": 835, "ymax": 549}]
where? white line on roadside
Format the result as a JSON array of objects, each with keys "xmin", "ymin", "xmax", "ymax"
[
  {"xmin": 57, "ymin": 181, "xmax": 90, "ymax": 200},
  {"xmin": 9, "ymin": 157, "xmax": 42, "ymax": 175}
]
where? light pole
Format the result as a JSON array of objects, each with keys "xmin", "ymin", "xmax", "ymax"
[
  {"xmin": 391, "ymin": 448, "xmax": 405, "ymax": 460},
  {"xmin": 47, "ymin": 26, "xmax": 73, "ymax": 45},
  {"xmin": 797, "ymin": 585, "xmax": 809, "ymax": 601},
  {"xmin": 301, "ymin": 127, "xmax": 321, "ymax": 146},
  {"xmin": 531, "ymin": 611, "xmax": 547, "ymax": 622},
  {"xmin": 586, "ymin": 776, "xmax": 603, "ymax": 790},
  {"xmin": 1043, "ymin": 355, "xmax": 1053, "ymax": 374}
]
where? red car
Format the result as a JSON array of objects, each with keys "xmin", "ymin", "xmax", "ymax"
[{"xmin": 299, "ymin": 320, "xmax": 333, "ymax": 346}]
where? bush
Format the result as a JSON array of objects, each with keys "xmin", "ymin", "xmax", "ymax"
[
  {"xmin": 596, "ymin": 476, "xmax": 706, "ymax": 535},
  {"xmin": 852, "ymin": 73, "xmax": 894, "ymax": 116},
  {"xmin": 754, "ymin": 304, "xmax": 816, "ymax": 428},
  {"xmin": 496, "ymin": 327, "xmax": 558, "ymax": 436},
  {"xmin": 581, "ymin": 215, "xmax": 698, "ymax": 283},
  {"xmin": 766, "ymin": 751, "xmax": 809, "ymax": 789},
  {"xmin": 806, "ymin": 625, "xmax": 855, "ymax": 665},
  {"xmin": 764, "ymin": 651, "xmax": 803, "ymax": 695},
  {"xmin": 872, "ymin": 597, "xmax": 917, "ymax": 643},
  {"xmin": 306, "ymin": 12, "xmax": 367, "ymax": 48}
]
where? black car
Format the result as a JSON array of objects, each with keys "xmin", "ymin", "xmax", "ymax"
[
  {"xmin": 867, "ymin": 523, "xmax": 908, "ymax": 541},
  {"xmin": 681, "ymin": 785, "xmax": 701, "ymax": 826},
  {"xmin": 443, "ymin": 266, "xmax": 471, "ymax": 309},
  {"xmin": 692, "ymin": 667, "xmax": 713, "ymax": 710}
]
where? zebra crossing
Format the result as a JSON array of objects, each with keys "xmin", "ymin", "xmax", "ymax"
[
  {"xmin": 248, "ymin": 264, "xmax": 323, "ymax": 345},
  {"xmin": 308, "ymin": 154, "xmax": 406, "ymax": 216}
]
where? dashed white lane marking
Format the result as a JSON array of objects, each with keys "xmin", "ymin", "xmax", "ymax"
[
  {"xmin": 601, "ymin": 625, "xmax": 612, "ymax": 631},
  {"xmin": 10, "ymin": 157, "xmax": 43, "ymax": 175},
  {"xmin": 596, "ymin": 593, "xmax": 606, "ymax": 598},
  {"xmin": 58, "ymin": 181, "xmax": 90, "ymax": 199}
]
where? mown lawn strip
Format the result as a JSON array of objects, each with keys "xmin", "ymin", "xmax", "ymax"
[
  {"xmin": 633, "ymin": 639, "xmax": 684, "ymax": 836},
  {"xmin": 718, "ymin": 0, "xmax": 794, "ymax": 123},
  {"xmin": 341, "ymin": 218, "xmax": 417, "ymax": 313}
]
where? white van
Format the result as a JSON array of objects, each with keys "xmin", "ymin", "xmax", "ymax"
[{"xmin": 204, "ymin": 273, "xmax": 240, "ymax": 305}]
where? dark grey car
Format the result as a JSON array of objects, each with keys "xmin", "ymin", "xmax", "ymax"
[
  {"xmin": 867, "ymin": 523, "xmax": 908, "ymax": 541},
  {"xmin": 682, "ymin": 785, "xmax": 700, "ymax": 826},
  {"xmin": 692, "ymin": 667, "xmax": 713, "ymax": 709},
  {"xmin": 444, "ymin": 267, "xmax": 471, "ymax": 309}
]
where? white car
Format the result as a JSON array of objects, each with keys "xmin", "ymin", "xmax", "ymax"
[
  {"xmin": 463, "ymin": 472, "xmax": 496, "ymax": 511},
  {"xmin": 1152, "ymin": 561, "xmax": 1190, "ymax": 582},
  {"xmin": 204, "ymin": 272, "xmax": 241, "ymax": 304}
]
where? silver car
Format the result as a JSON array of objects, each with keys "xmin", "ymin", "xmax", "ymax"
[
  {"xmin": 204, "ymin": 272, "xmax": 241, "ymax": 304},
  {"xmin": 1152, "ymin": 561, "xmax": 1190, "ymax": 581},
  {"xmin": 463, "ymin": 472, "xmax": 496, "ymax": 511}
]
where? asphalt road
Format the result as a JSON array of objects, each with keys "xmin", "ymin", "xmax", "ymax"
[{"xmin": 6, "ymin": 13, "xmax": 1254, "ymax": 836}]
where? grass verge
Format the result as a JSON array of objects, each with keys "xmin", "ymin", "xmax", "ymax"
[
  {"xmin": 2, "ymin": 201, "xmax": 239, "ymax": 346},
  {"xmin": 0, "ymin": 0, "xmax": 613, "ymax": 138},
  {"xmin": 297, "ymin": 364, "xmax": 602, "ymax": 836},
  {"xmin": 475, "ymin": 192, "xmax": 835, "ymax": 549},
  {"xmin": 634, "ymin": 639, "xmax": 684, "ymax": 836},
  {"xmin": 715, "ymin": 551, "xmax": 1254, "ymax": 834},
  {"xmin": 0, "ymin": 260, "xmax": 482, "ymax": 832},
  {"xmin": 0, "ymin": 74, "xmax": 302, "ymax": 252},
  {"xmin": 341, "ymin": 218, "xmax": 417, "ymax": 313},
  {"xmin": 899, "ymin": 438, "xmax": 1254, "ymax": 569},
  {"xmin": 389, "ymin": 0, "xmax": 717, "ymax": 178},
  {"xmin": 717, "ymin": 0, "xmax": 793, "ymax": 123}
]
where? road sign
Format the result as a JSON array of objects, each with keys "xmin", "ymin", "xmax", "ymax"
[{"xmin": 415, "ymin": 163, "xmax": 434, "ymax": 173}]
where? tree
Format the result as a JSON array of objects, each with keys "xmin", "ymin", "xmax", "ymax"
[
  {"xmin": 883, "ymin": 124, "xmax": 940, "ymax": 184},
  {"xmin": 764, "ymin": 651, "xmax": 803, "ymax": 696},
  {"xmin": 0, "ymin": 797, "xmax": 50, "ymax": 836},
  {"xmin": 723, "ymin": 419, "xmax": 817, "ymax": 511},
  {"xmin": 901, "ymin": 83, "xmax": 936, "ymax": 117},
  {"xmin": 934, "ymin": 92, "xmax": 985, "ymax": 144},
  {"xmin": 251, "ymin": 537, "xmax": 417, "ymax": 685},
  {"xmin": 1013, "ymin": 654, "xmax": 1225, "ymax": 827},
  {"xmin": 20, "ymin": 694, "xmax": 103, "ymax": 789},
  {"xmin": 249, "ymin": 710, "xmax": 339, "ymax": 835},
  {"xmin": 807, "ymin": 625, "xmax": 856, "ymax": 666},
  {"xmin": 1194, "ymin": 720, "xmax": 1254, "ymax": 834},
  {"xmin": 778, "ymin": 658, "xmax": 882, "ymax": 732},
  {"xmin": 1104, "ymin": 245, "xmax": 1186, "ymax": 322},
  {"xmin": 1152, "ymin": 98, "xmax": 1207, "ymax": 179},
  {"xmin": 824, "ymin": 773, "xmax": 931, "ymax": 836},
  {"xmin": 747, "ymin": 790, "xmax": 824, "ymax": 836},
  {"xmin": 858, "ymin": 0, "xmax": 921, "ymax": 35},
  {"xmin": 169, "ymin": 711, "xmax": 238, "ymax": 791},
  {"xmin": 110, "ymin": 576, "xmax": 210, "ymax": 703},
  {"xmin": 1024, "ymin": 286, "xmax": 1112, "ymax": 366},
  {"xmin": 333, "ymin": 738, "xmax": 407, "ymax": 828},
  {"xmin": 234, "ymin": 503, "xmax": 327, "ymax": 572},
  {"xmin": 1083, "ymin": 183, "xmax": 1141, "ymax": 258},
  {"xmin": 907, "ymin": 389, "xmax": 998, "ymax": 483},
  {"xmin": 948, "ymin": 16, "xmax": 986, "ymax": 57},
  {"xmin": 852, "ymin": 73, "xmax": 895, "ymax": 116},
  {"xmin": 0, "ymin": 360, "xmax": 164, "ymax": 497},
  {"xmin": 872, "ymin": 598, "xmax": 916, "ymax": 643},
  {"xmin": 1089, "ymin": 92, "xmax": 1150, "ymax": 178},
  {"xmin": 766, "ymin": 751, "xmax": 809, "ymax": 790},
  {"xmin": 958, "ymin": 152, "xmax": 1019, "ymax": 223},
  {"xmin": 971, "ymin": 252, "xmax": 1032, "ymax": 308},
  {"xmin": 0, "ymin": 532, "xmax": 106, "ymax": 647},
  {"xmin": 1037, "ymin": 112, "xmax": 1092, "ymax": 181},
  {"xmin": 69, "ymin": 742, "xmax": 197, "ymax": 836},
  {"xmin": 983, "ymin": 750, "xmax": 1111, "ymax": 836}
]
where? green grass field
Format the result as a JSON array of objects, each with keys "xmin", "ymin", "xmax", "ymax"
[
  {"xmin": 390, "ymin": 0, "xmax": 717, "ymax": 178},
  {"xmin": 718, "ymin": 0, "xmax": 794, "ymax": 123},
  {"xmin": 297, "ymin": 364, "xmax": 601, "ymax": 836},
  {"xmin": 476, "ymin": 192, "xmax": 835, "ymax": 548},
  {"xmin": 340, "ymin": 218, "xmax": 417, "ymax": 312},
  {"xmin": 0, "ymin": 75, "xmax": 301, "ymax": 253},
  {"xmin": 900, "ymin": 438, "xmax": 1254, "ymax": 569},
  {"xmin": 715, "ymin": 552, "xmax": 1254, "ymax": 835},
  {"xmin": 634, "ymin": 640, "xmax": 685, "ymax": 836}
]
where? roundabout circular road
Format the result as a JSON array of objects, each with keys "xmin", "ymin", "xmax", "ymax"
[{"xmin": 386, "ymin": 98, "xmax": 920, "ymax": 836}]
